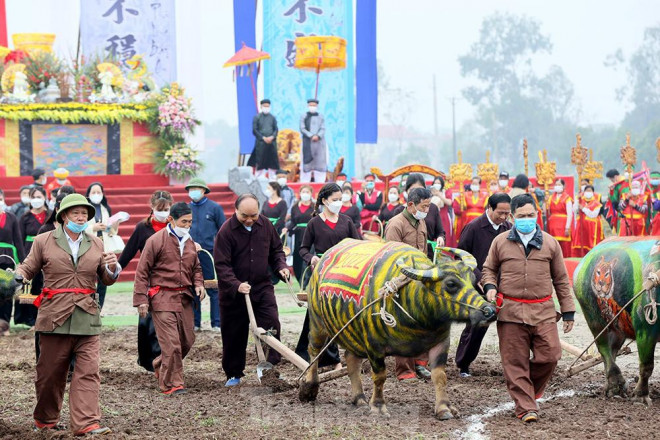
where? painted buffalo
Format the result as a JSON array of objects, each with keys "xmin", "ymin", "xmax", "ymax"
[
  {"xmin": 573, "ymin": 237, "xmax": 660, "ymax": 403},
  {"xmin": 298, "ymin": 239, "xmax": 495, "ymax": 419}
]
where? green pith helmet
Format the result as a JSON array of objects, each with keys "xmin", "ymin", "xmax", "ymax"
[
  {"xmin": 56, "ymin": 193, "xmax": 96, "ymax": 223},
  {"xmin": 185, "ymin": 177, "xmax": 210, "ymax": 194}
]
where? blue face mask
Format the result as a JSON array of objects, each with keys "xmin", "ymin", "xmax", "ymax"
[
  {"xmin": 651, "ymin": 179, "xmax": 660, "ymax": 186},
  {"xmin": 514, "ymin": 218, "xmax": 537, "ymax": 234},
  {"xmin": 366, "ymin": 181, "xmax": 375, "ymax": 190},
  {"xmin": 66, "ymin": 220, "xmax": 87, "ymax": 234},
  {"xmin": 189, "ymin": 190, "xmax": 203, "ymax": 201}
]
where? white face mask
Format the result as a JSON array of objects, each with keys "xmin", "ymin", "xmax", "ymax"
[
  {"xmin": 243, "ymin": 225, "xmax": 252, "ymax": 232},
  {"xmin": 153, "ymin": 210, "xmax": 170, "ymax": 222},
  {"xmin": 308, "ymin": 106, "xmax": 318, "ymax": 113},
  {"xmin": 47, "ymin": 200, "xmax": 55, "ymax": 210},
  {"xmin": 430, "ymin": 196, "xmax": 441, "ymax": 205},
  {"xmin": 277, "ymin": 177, "xmax": 287, "ymax": 187},
  {"xmin": 90, "ymin": 194, "xmax": 103, "ymax": 205},
  {"xmin": 21, "ymin": 196, "xmax": 30, "ymax": 205},
  {"xmin": 341, "ymin": 193, "xmax": 351, "ymax": 202},
  {"xmin": 631, "ymin": 188, "xmax": 641, "ymax": 196},
  {"xmin": 580, "ymin": 185, "xmax": 586, "ymax": 192},
  {"xmin": 57, "ymin": 178, "xmax": 67, "ymax": 185},
  {"xmin": 413, "ymin": 208, "xmax": 428, "ymax": 220},
  {"xmin": 554, "ymin": 185, "xmax": 563, "ymax": 194},
  {"xmin": 173, "ymin": 225, "xmax": 190, "ymax": 237},
  {"xmin": 265, "ymin": 189, "xmax": 273, "ymax": 198},
  {"xmin": 498, "ymin": 179, "xmax": 508, "ymax": 188},
  {"xmin": 388, "ymin": 193, "xmax": 399, "ymax": 203},
  {"xmin": 325, "ymin": 200, "xmax": 342, "ymax": 214},
  {"xmin": 261, "ymin": 107, "xmax": 271, "ymax": 114},
  {"xmin": 30, "ymin": 198, "xmax": 45, "ymax": 209},
  {"xmin": 336, "ymin": 180, "xmax": 345, "ymax": 188},
  {"xmin": 0, "ymin": 201, "xmax": 5, "ymax": 211},
  {"xmin": 432, "ymin": 183, "xmax": 442, "ymax": 191},
  {"xmin": 490, "ymin": 186, "xmax": 498, "ymax": 193},
  {"xmin": 300, "ymin": 193, "xmax": 311, "ymax": 202},
  {"xmin": 470, "ymin": 184, "xmax": 480, "ymax": 193},
  {"xmin": 583, "ymin": 191, "xmax": 594, "ymax": 199}
]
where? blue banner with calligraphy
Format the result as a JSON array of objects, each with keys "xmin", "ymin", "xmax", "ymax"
[
  {"xmin": 80, "ymin": 0, "xmax": 177, "ymax": 85},
  {"xmin": 263, "ymin": 0, "xmax": 355, "ymax": 177}
]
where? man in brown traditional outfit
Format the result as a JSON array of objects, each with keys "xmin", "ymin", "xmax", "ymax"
[
  {"xmin": 133, "ymin": 202, "xmax": 205, "ymax": 395},
  {"xmin": 15, "ymin": 194, "xmax": 120, "ymax": 435},
  {"xmin": 482, "ymin": 193, "xmax": 574, "ymax": 423}
]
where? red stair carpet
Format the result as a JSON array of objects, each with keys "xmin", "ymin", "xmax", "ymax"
[{"xmin": 0, "ymin": 174, "xmax": 236, "ymax": 282}]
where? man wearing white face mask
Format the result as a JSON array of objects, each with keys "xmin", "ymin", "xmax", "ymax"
[
  {"xmin": 185, "ymin": 178, "xmax": 226, "ymax": 332},
  {"xmin": 385, "ymin": 187, "xmax": 434, "ymax": 381},
  {"xmin": 300, "ymin": 98, "xmax": 327, "ymax": 183},
  {"xmin": 275, "ymin": 169, "xmax": 295, "ymax": 215},
  {"xmin": 134, "ymin": 202, "xmax": 205, "ymax": 395},
  {"xmin": 119, "ymin": 190, "xmax": 174, "ymax": 373},
  {"xmin": 248, "ymin": 99, "xmax": 280, "ymax": 179}
]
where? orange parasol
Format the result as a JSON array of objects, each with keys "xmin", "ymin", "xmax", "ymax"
[
  {"xmin": 223, "ymin": 42, "xmax": 271, "ymax": 111},
  {"xmin": 294, "ymin": 36, "xmax": 346, "ymax": 99}
]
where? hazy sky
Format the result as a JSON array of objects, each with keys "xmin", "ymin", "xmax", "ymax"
[{"xmin": 6, "ymin": 0, "xmax": 659, "ymax": 135}]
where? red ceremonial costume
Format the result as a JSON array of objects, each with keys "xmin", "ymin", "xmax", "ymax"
[
  {"xmin": 618, "ymin": 192, "xmax": 649, "ymax": 236},
  {"xmin": 571, "ymin": 195, "xmax": 604, "ymax": 257},
  {"xmin": 546, "ymin": 192, "xmax": 573, "ymax": 258},
  {"xmin": 651, "ymin": 185, "xmax": 660, "ymax": 235},
  {"xmin": 455, "ymin": 191, "xmax": 487, "ymax": 238},
  {"xmin": 359, "ymin": 189, "xmax": 382, "ymax": 232}
]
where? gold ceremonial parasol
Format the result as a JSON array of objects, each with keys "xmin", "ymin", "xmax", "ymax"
[
  {"xmin": 294, "ymin": 35, "xmax": 346, "ymax": 99},
  {"xmin": 449, "ymin": 151, "xmax": 473, "ymax": 209}
]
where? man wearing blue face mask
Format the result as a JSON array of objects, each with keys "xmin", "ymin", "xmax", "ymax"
[
  {"xmin": 482, "ymin": 193, "xmax": 575, "ymax": 424},
  {"xmin": 185, "ymin": 178, "xmax": 226, "ymax": 332}
]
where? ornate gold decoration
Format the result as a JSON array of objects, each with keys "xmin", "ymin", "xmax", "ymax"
[
  {"xmin": 656, "ymin": 137, "xmax": 660, "ymax": 163},
  {"xmin": 620, "ymin": 133, "xmax": 636, "ymax": 182},
  {"xmin": 535, "ymin": 149, "xmax": 556, "ymax": 200},
  {"xmin": 570, "ymin": 133, "xmax": 588, "ymax": 181},
  {"xmin": 370, "ymin": 164, "xmax": 445, "ymax": 192},
  {"xmin": 277, "ymin": 129, "xmax": 302, "ymax": 180},
  {"xmin": 581, "ymin": 149, "xmax": 603, "ymax": 184},
  {"xmin": 477, "ymin": 150, "xmax": 498, "ymax": 187},
  {"xmin": 450, "ymin": 151, "xmax": 473, "ymax": 208}
]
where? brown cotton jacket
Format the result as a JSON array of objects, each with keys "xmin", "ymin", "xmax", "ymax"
[
  {"xmin": 384, "ymin": 209, "xmax": 428, "ymax": 252},
  {"xmin": 16, "ymin": 226, "xmax": 118, "ymax": 334},
  {"xmin": 133, "ymin": 227, "xmax": 204, "ymax": 312},
  {"xmin": 482, "ymin": 227, "xmax": 575, "ymax": 326}
]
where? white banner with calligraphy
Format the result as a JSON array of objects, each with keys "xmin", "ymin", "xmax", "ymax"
[{"xmin": 80, "ymin": 0, "xmax": 177, "ymax": 86}]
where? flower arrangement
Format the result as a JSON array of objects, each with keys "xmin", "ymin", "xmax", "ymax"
[
  {"xmin": 149, "ymin": 83, "xmax": 202, "ymax": 179},
  {"xmin": 155, "ymin": 143, "xmax": 203, "ymax": 180},
  {"xmin": 23, "ymin": 52, "xmax": 63, "ymax": 92}
]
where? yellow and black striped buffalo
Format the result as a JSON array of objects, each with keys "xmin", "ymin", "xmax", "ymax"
[{"xmin": 298, "ymin": 239, "xmax": 495, "ymax": 420}]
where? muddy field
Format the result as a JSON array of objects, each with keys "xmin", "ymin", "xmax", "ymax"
[{"xmin": 1, "ymin": 293, "xmax": 658, "ymax": 440}]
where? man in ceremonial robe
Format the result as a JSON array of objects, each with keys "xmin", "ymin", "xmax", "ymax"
[
  {"xmin": 300, "ymin": 98, "xmax": 327, "ymax": 183},
  {"xmin": 248, "ymin": 99, "xmax": 280, "ymax": 179}
]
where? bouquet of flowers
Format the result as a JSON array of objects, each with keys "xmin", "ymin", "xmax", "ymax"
[
  {"xmin": 155, "ymin": 143, "xmax": 203, "ymax": 180},
  {"xmin": 150, "ymin": 82, "xmax": 200, "ymax": 141},
  {"xmin": 23, "ymin": 52, "xmax": 63, "ymax": 92}
]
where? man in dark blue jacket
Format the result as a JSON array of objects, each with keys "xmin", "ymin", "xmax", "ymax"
[{"xmin": 186, "ymin": 178, "xmax": 226, "ymax": 332}]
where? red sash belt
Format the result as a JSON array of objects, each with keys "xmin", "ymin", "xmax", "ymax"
[
  {"xmin": 147, "ymin": 286, "xmax": 188, "ymax": 298},
  {"xmin": 496, "ymin": 292, "xmax": 553, "ymax": 312},
  {"xmin": 33, "ymin": 288, "xmax": 96, "ymax": 308}
]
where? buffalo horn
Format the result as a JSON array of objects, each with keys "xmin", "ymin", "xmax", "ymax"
[
  {"xmin": 436, "ymin": 247, "xmax": 477, "ymax": 270},
  {"xmin": 396, "ymin": 258, "xmax": 443, "ymax": 281}
]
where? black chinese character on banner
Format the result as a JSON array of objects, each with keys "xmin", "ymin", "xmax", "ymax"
[
  {"xmin": 102, "ymin": 0, "xmax": 139, "ymax": 24},
  {"xmin": 106, "ymin": 34, "xmax": 137, "ymax": 65},
  {"xmin": 284, "ymin": 0, "xmax": 322, "ymax": 24}
]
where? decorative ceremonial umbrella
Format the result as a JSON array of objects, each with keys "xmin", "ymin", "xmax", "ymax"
[
  {"xmin": 294, "ymin": 36, "xmax": 346, "ymax": 99},
  {"xmin": 223, "ymin": 43, "xmax": 271, "ymax": 111}
]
